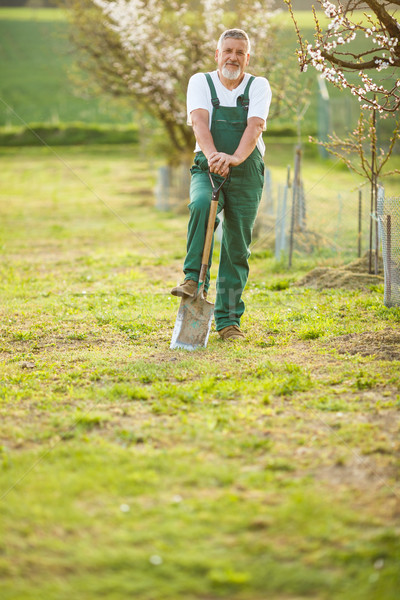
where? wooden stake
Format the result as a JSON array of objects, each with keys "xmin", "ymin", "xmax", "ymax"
[{"xmin": 358, "ymin": 190, "xmax": 362, "ymax": 258}]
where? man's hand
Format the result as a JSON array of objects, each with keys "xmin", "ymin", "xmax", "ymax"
[
  {"xmin": 208, "ymin": 152, "xmax": 240, "ymax": 177},
  {"xmin": 207, "ymin": 117, "xmax": 265, "ymax": 176}
]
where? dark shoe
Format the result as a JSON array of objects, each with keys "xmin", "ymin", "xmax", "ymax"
[
  {"xmin": 171, "ymin": 280, "xmax": 198, "ymax": 298},
  {"xmin": 218, "ymin": 325, "xmax": 245, "ymax": 341}
]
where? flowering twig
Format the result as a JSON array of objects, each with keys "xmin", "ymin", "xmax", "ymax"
[{"xmin": 284, "ymin": 0, "xmax": 400, "ymax": 114}]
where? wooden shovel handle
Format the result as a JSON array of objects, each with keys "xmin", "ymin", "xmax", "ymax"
[
  {"xmin": 199, "ymin": 199, "xmax": 219, "ymax": 283},
  {"xmin": 198, "ymin": 171, "xmax": 228, "ymax": 286}
]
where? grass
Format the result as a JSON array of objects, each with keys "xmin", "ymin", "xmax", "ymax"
[{"xmin": 0, "ymin": 144, "xmax": 399, "ymax": 599}]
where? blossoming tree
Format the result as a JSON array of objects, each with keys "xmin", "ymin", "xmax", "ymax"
[
  {"xmin": 285, "ymin": 0, "xmax": 400, "ymax": 273},
  {"xmin": 66, "ymin": 0, "xmax": 304, "ymax": 158},
  {"xmin": 285, "ymin": 0, "xmax": 400, "ymax": 114}
]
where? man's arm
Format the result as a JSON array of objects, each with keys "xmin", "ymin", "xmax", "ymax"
[
  {"xmin": 191, "ymin": 109, "xmax": 217, "ymax": 160},
  {"xmin": 208, "ymin": 117, "xmax": 265, "ymax": 177},
  {"xmin": 191, "ymin": 107, "xmax": 265, "ymax": 177}
]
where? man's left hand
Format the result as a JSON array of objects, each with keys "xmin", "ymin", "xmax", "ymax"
[{"xmin": 208, "ymin": 152, "xmax": 240, "ymax": 177}]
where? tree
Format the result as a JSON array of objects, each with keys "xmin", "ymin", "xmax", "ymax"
[
  {"xmin": 312, "ymin": 110, "xmax": 400, "ymax": 271},
  {"xmin": 285, "ymin": 0, "xmax": 400, "ymax": 271},
  {"xmin": 285, "ymin": 0, "xmax": 400, "ymax": 113},
  {"xmin": 65, "ymin": 0, "xmax": 306, "ymax": 158}
]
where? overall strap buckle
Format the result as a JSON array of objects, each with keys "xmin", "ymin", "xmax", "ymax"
[
  {"xmin": 205, "ymin": 73, "xmax": 220, "ymax": 109},
  {"xmin": 239, "ymin": 96, "xmax": 250, "ymax": 111},
  {"xmin": 239, "ymin": 75, "xmax": 255, "ymax": 112}
]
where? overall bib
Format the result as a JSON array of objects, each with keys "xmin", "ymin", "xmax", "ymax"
[{"xmin": 183, "ymin": 73, "xmax": 265, "ymax": 331}]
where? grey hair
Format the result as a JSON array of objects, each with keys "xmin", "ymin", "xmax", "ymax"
[{"xmin": 217, "ymin": 29, "xmax": 251, "ymax": 54}]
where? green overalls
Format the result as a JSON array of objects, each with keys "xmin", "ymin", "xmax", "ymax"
[{"xmin": 183, "ymin": 73, "xmax": 265, "ymax": 331}]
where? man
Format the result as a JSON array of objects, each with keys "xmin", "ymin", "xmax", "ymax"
[{"xmin": 171, "ymin": 28, "xmax": 272, "ymax": 341}]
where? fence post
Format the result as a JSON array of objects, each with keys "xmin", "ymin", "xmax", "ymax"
[
  {"xmin": 289, "ymin": 148, "xmax": 301, "ymax": 267},
  {"xmin": 155, "ymin": 166, "xmax": 170, "ymax": 210},
  {"xmin": 275, "ymin": 185, "xmax": 282, "ymax": 260},
  {"xmin": 317, "ymin": 75, "xmax": 331, "ymax": 159},
  {"xmin": 263, "ymin": 167, "xmax": 273, "ymax": 215},
  {"xmin": 358, "ymin": 190, "xmax": 362, "ymax": 258},
  {"xmin": 280, "ymin": 166, "xmax": 290, "ymax": 257},
  {"xmin": 299, "ymin": 180, "xmax": 306, "ymax": 231}
]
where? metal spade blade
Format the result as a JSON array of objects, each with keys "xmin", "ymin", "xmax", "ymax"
[{"xmin": 170, "ymin": 293, "xmax": 214, "ymax": 350}]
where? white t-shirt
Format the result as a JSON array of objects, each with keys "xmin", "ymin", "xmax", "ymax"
[{"xmin": 187, "ymin": 70, "xmax": 272, "ymax": 156}]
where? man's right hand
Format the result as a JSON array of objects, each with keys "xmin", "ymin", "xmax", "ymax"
[{"xmin": 208, "ymin": 151, "xmax": 240, "ymax": 178}]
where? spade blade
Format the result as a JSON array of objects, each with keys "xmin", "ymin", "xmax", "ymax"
[{"xmin": 170, "ymin": 295, "xmax": 214, "ymax": 350}]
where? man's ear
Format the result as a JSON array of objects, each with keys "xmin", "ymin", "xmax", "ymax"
[
  {"xmin": 245, "ymin": 53, "xmax": 250, "ymax": 67},
  {"xmin": 215, "ymin": 49, "xmax": 219, "ymax": 62}
]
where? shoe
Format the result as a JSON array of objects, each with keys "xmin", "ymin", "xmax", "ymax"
[
  {"xmin": 218, "ymin": 325, "xmax": 245, "ymax": 340},
  {"xmin": 171, "ymin": 280, "xmax": 207, "ymax": 299}
]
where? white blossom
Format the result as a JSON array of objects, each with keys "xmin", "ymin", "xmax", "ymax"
[{"xmin": 91, "ymin": 0, "xmax": 278, "ymax": 128}]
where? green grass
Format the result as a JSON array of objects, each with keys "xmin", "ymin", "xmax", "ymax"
[{"xmin": 0, "ymin": 144, "xmax": 399, "ymax": 599}]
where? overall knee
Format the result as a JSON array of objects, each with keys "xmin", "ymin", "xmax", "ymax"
[{"xmin": 189, "ymin": 193, "xmax": 211, "ymax": 218}]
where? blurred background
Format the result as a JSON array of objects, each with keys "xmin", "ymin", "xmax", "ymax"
[{"xmin": 0, "ymin": 0, "xmax": 398, "ymax": 266}]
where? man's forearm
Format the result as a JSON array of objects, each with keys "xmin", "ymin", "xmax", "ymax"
[
  {"xmin": 192, "ymin": 120, "xmax": 217, "ymax": 160},
  {"xmin": 208, "ymin": 118, "xmax": 264, "ymax": 176},
  {"xmin": 232, "ymin": 121, "xmax": 264, "ymax": 164}
]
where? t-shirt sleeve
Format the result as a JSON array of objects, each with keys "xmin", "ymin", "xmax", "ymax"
[
  {"xmin": 248, "ymin": 77, "xmax": 272, "ymax": 131},
  {"xmin": 187, "ymin": 73, "xmax": 210, "ymax": 126}
]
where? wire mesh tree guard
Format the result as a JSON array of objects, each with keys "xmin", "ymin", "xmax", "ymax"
[{"xmin": 378, "ymin": 190, "xmax": 400, "ymax": 308}]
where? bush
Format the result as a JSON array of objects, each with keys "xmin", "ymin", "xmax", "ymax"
[{"xmin": 0, "ymin": 122, "xmax": 139, "ymax": 146}]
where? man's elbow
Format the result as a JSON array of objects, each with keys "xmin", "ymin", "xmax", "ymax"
[
  {"xmin": 248, "ymin": 118, "xmax": 265, "ymax": 138},
  {"xmin": 256, "ymin": 125, "xmax": 264, "ymax": 139},
  {"xmin": 254, "ymin": 120, "xmax": 265, "ymax": 136}
]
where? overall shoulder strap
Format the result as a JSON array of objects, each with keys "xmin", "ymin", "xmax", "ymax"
[
  {"xmin": 240, "ymin": 75, "xmax": 256, "ymax": 111},
  {"xmin": 205, "ymin": 73, "xmax": 220, "ymax": 109}
]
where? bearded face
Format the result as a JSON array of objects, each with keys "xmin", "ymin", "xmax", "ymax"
[{"xmin": 215, "ymin": 37, "xmax": 250, "ymax": 84}]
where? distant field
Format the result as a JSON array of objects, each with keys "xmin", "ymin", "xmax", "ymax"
[
  {"xmin": 0, "ymin": 7, "xmax": 336, "ymax": 129},
  {"xmin": 0, "ymin": 7, "xmax": 66, "ymax": 20},
  {"xmin": 0, "ymin": 6, "xmax": 328, "ymax": 25},
  {"xmin": 0, "ymin": 7, "xmax": 134, "ymax": 126},
  {"xmin": 0, "ymin": 6, "xmax": 395, "ymax": 144}
]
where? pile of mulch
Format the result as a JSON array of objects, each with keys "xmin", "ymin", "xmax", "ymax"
[{"xmin": 295, "ymin": 253, "xmax": 384, "ymax": 291}]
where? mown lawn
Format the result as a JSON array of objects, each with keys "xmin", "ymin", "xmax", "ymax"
[{"xmin": 0, "ymin": 144, "xmax": 399, "ymax": 600}]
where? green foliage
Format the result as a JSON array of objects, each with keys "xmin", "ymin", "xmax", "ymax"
[{"xmin": 0, "ymin": 122, "xmax": 139, "ymax": 146}]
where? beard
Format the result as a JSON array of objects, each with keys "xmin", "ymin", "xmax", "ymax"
[{"xmin": 221, "ymin": 62, "xmax": 241, "ymax": 80}]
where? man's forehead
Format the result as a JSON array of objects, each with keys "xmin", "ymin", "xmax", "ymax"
[{"xmin": 220, "ymin": 38, "xmax": 248, "ymax": 51}]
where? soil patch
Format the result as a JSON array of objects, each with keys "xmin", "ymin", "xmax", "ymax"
[{"xmin": 328, "ymin": 327, "xmax": 400, "ymax": 361}]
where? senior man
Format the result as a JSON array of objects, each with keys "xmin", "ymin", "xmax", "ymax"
[{"xmin": 171, "ymin": 28, "xmax": 272, "ymax": 340}]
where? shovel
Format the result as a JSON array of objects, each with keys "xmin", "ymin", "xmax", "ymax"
[{"xmin": 170, "ymin": 170, "xmax": 227, "ymax": 350}]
